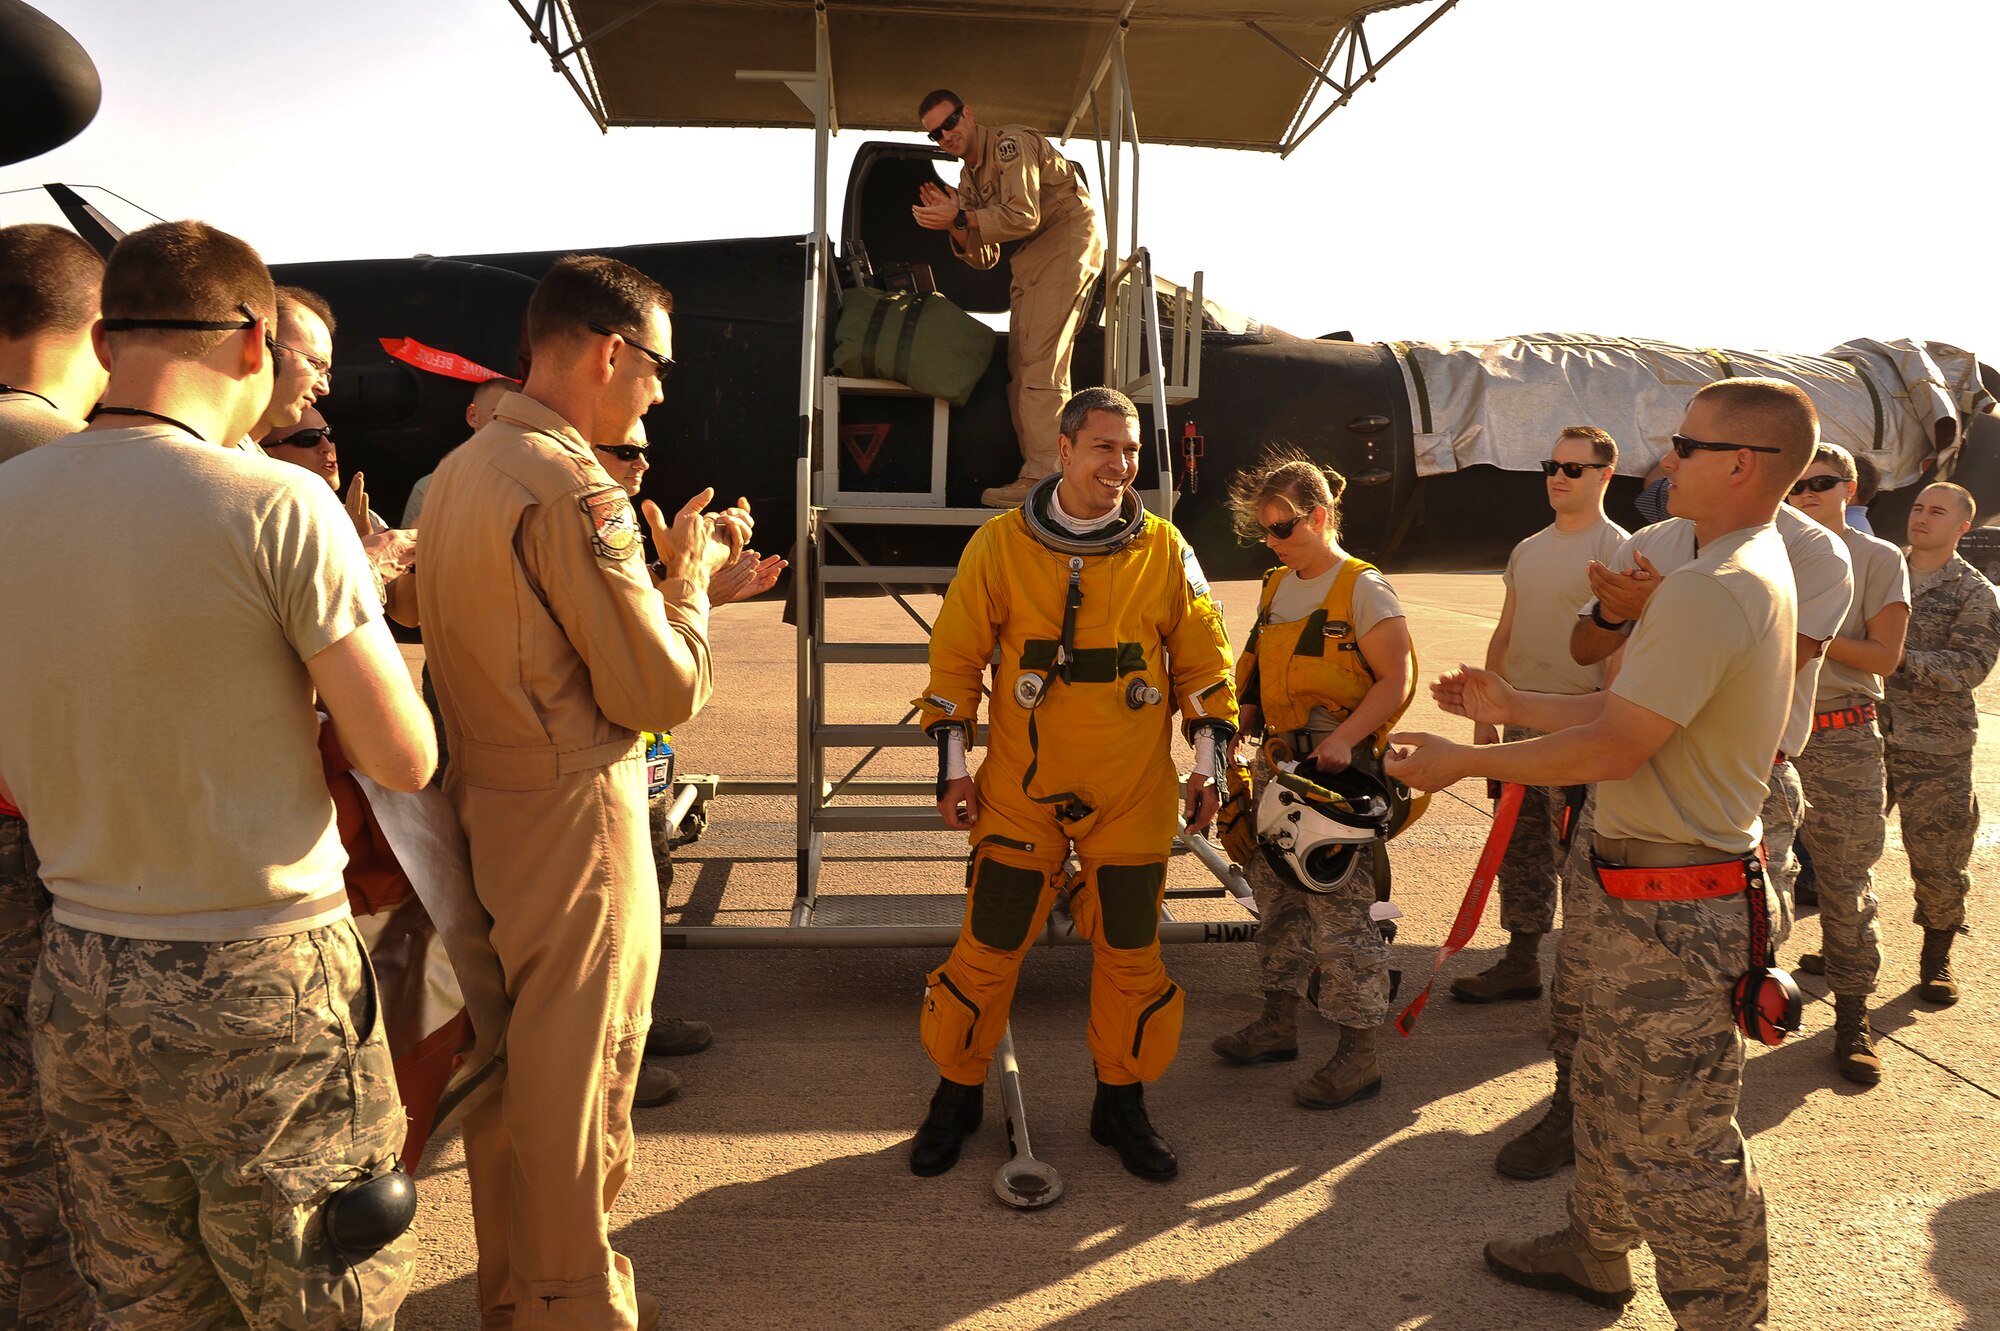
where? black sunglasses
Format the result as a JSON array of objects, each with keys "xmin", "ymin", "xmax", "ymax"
[
  {"xmin": 267, "ymin": 426, "xmax": 333, "ymax": 449},
  {"xmin": 595, "ymin": 443, "xmax": 648, "ymax": 463},
  {"xmin": 588, "ymin": 322, "xmax": 675, "ymax": 383},
  {"xmin": 1262, "ymin": 504, "xmax": 1317, "ymax": 540},
  {"xmin": 1671, "ymin": 433, "xmax": 1785, "ymax": 459},
  {"xmin": 1540, "ymin": 460, "xmax": 1611, "ymax": 479},
  {"xmin": 1789, "ymin": 473, "xmax": 1848, "ymax": 496},
  {"xmin": 926, "ymin": 106, "xmax": 964, "ymax": 142}
]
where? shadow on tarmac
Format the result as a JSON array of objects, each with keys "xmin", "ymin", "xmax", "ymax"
[{"xmin": 1931, "ymin": 1191, "xmax": 2000, "ymax": 1331}]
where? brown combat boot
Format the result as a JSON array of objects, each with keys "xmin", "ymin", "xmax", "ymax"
[
  {"xmin": 1919, "ymin": 928, "xmax": 1961, "ymax": 1006},
  {"xmin": 1450, "ymin": 931, "xmax": 1545, "ymax": 1003},
  {"xmin": 1494, "ymin": 1058, "xmax": 1574, "ymax": 1180},
  {"xmin": 1293, "ymin": 1024, "xmax": 1382, "ymax": 1109},
  {"xmin": 1212, "ymin": 991, "xmax": 1300, "ymax": 1065},
  {"xmin": 1833, "ymin": 993, "xmax": 1882, "ymax": 1085},
  {"xmin": 1484, "ymin": 1225, "xmax": 1634, "ymax": 1308}
]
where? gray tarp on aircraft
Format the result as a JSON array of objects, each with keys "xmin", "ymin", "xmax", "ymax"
[
  {"xmin": 552, "ymin": 0, "xmax": 1429, "ymax": 149},
  {"xmin": 1389, "ymin": 333, "xmax": 1995, "ymax": 488}
]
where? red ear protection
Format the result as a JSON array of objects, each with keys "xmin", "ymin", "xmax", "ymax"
[
  {"xmin": 1731, "ymin": 854, "xmax": 1801, "ymax": 1044},
  {"xmin": 1732, "ymin": 965, "xmax": 1803, "ymax": 1045}
]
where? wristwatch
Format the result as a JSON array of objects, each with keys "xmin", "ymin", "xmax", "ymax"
[
  {"xmin": 1589, "ymin": 604, "xmax": 1629, "ymax": 632},
  {"xmin": 952, "ymin": 208, "xmax": 967, "ymax": 231}
]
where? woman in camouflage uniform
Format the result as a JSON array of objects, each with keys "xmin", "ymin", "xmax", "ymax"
[{"xmin": 1211, "ymin": 449, "xmax": 1418, "ymax": 1109}]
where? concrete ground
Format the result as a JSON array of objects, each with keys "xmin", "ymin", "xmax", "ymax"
[{"xmin": 400, "ymin": 573, "xmax": 2000, "ymax": 1330}]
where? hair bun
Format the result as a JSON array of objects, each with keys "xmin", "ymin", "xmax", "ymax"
[{"xmin": 1322, "ymin": 467, "xmax": 1347, "ymax": 503}]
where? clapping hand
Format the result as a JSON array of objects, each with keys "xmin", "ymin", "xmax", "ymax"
[
  {"xmin": 343, "ymin": 471, "xmax": 372, "ymax": 539},
  {"xmin": 1383, "ymin": 733, "xmax": 1465, "ymax": 794},
  {"xmin": 709, "ymin": 550, "xmax": 787, "ymax": 605},
  {"xmin": 643, "ymin": 489, "xmax": 753, "ymax": 587},
  {"xmin": 1586, "ymin": 553, "xmax": 1662, "ymax": 625},
  {"xmin": 913, "ymin": 182, "xmax": 960, "ymax": 231}
]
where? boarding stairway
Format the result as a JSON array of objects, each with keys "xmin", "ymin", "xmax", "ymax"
[{"xmin": 789, "ymin": 250, "xmax": 1245, "ymax": 934}]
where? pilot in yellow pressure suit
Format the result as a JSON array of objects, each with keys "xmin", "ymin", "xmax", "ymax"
[{"xmin": 910, "ymin": 387, "xmax": 1237, "ymax": 1184}]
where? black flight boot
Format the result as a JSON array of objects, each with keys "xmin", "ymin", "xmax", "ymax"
[
  {"xmin": 909, "ymin": 1076, "xmax": 984, "ymax": 1177},
  {"xmin": 1090, "ymin": 1080, "xmax": 1179, "ymax": 1182}
]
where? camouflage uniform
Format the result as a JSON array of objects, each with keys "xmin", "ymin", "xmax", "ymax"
[
  {"xmin": 1882, "ymin": 553, "xmax": 2000, "ymax": 932},
  {"xmin": 1567, "ymin": 890, "xmax": 1767, "ymax": 1328},
  {"xmin": 1761, "ymin": 760, "xmax": 1806, "ymax": 949},
  {"xmin": 29, "ymin": 919, "xmax": 413, "ymax": 1329},
  {"xmin": 1496, "ymin": 725, "xmax": 1569, "ymax": 935},
  {"xmin": 1793, "ymin": 719, "xmax": 1887, "ymax": 995},
  {"xmin": 1, "ymin": 814, "xmax": 90, "ymax": 1329},
  {"xmin": 1244, "ymin": 747, "xmax": 1391, "ymax": 1029},
  {"xmin": 1544, "ymin": 793, "xmax": 1600, "ymax": 1063}
]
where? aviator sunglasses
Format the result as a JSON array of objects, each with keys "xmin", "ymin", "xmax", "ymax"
[
  {"xmin": 1790, "ymin": 474, "xmax": 1848, "ymax": 496},
  {"xmin": 926, "ymin": 107, "xmax": 965, "ymax": 142},
  {"xmin": 1671, "ymin": 433, "xmax": 1784, "ymax": 459},
  {"xmin": 595, "ymin": 443, "xmax": 648, "ymax": 463},
  {"xmin": 588, "ymin": 323, "xmax": 675, "ymax": 383},
  {"xmin": 1540, "ymin": 459, "xmax": 1610, "ymax": 479},
  {"xmin": 1262, "ymin": 503, "xmax": 1317, "ymax": 540}
]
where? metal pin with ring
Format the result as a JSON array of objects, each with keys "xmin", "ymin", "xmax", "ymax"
[
  {"xmin": 1014, "ymin": 672, "xmax": 1048, "ymax": 709},
  {"xmin": 1124, "ymin": 679, "xmax": 1161, "ymax": 709}
]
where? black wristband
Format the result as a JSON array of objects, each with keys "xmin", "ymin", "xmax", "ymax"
[{"xmin": 1589, "ymin": 604, "xmax": 1629, "ymax": 632}]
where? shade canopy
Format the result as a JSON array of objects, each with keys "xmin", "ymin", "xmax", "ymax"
[{"xmin": 515, "ymin": 0, "xmax": 1450, "ymax": 152}]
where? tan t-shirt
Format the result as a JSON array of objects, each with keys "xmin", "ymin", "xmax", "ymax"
[
  {"xmin": 0, "ymin": 391, "xmax": 84, "ymax": 465},
  {"xmin": 0, "ymin": 426, "xmax": 378, "ymax": 940},
  {"xmin": 1503, "ymin": 516, "xmax": 1628, "ymax": 694},
  {"xmin": 1589, "ymin": 507, "xmax": 1853, "ymax": 758},
  {"xmin": 1815, "ymin": 526, "xmax": 1911, "ymax": 704},
  {"xmin": 1596, "ymin": 523, "xmax": 1796, "ymax": 855}
]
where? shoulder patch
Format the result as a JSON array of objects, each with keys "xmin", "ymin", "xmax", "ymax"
[
  {"xmin": 996, "ymin": 135, "xmax": 1020, "ymax": 164},
  {"xmin": 579, "ymin": 483, "xmax": 642, "ymax": 563},
  {"xmin": 1181, "ymin": 545, "xmax": 1211, "ymax": 600}
]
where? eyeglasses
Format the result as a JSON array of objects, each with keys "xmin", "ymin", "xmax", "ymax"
[
  {"xmin": 1262, "ymin": 504, "xmax": 1317, "ymax": 540},
  {"xmin": 266, "ymin": 426, "xmax": 333, "ymax": 449},
  {"xmin": 925, "ymin": 107, "xmax": 965, "ymax": 142},
  {"xmin": 271, "ymin": 337, "xmax": 331, "ymax": 378},
  {"xmin": 1540, "ymin": 460, "xmax": 1611, "ymax": 479},
  {"xmin": 1671, "ymin": 433, "xmax": 1785, "ymax": 459},
  {"xmin": 595, "ymin": 443, "xmax": 648, "ymax": 463},
  {"xmin": 1789, "ymin": 473, "xmax": 1848, "ymax": 496},
  {"xmin": 589, "ymin": 322, "xmax": 674, "ymax": 383}
]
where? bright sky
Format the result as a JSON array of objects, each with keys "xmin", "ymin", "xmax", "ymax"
[{"xmin": 6, "ymin": 0, "xmax": 1996, "ymax": 359}]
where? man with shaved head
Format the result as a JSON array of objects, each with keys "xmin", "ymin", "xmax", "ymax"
[
  {"xmin": 0, "ymin": 218, "xmax": 107, "ymax": 1330},
  {"xmin": 1387, "ymin": 377, "xmax": 1818, "ymax": 1326},
  {"xmin": 403, "ymin": 375, "xmax": 517, "ymax": 526},
  {"xmin": 1880, "ymin": 481, "xmax": 1998, "ymax": 1005}
]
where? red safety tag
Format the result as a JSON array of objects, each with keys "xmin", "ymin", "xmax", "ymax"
[
  {"xmin": 378, "ymin": 335, "xmax": 515, "ymax": 384},
  {"xmin": 1395, "ymin": 782, "xmax": 1525, "ymax": 1037}
]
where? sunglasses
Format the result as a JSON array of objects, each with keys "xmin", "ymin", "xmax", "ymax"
[
  {"xmin": 1789, "ymin": 473, "xmax": 1848, "ymax": 496},
  {"xmin": 1671, "ymin": 433, "xmax": 1785, "ymax": 459},
  {"xmin": 926, "ymin": 107, "xmax": 965, "ymax": 142},
  {"xmin": 1540, "ymin": 460, "xmax": 1611, "ymax": 479},
  {"xmin": 1262, "ymin": 504, "xmax": 1317, "ymax": 540},
  {"xmin": 589, "ymin": 322, "xmax": 674, "ymax": 383},
  {"xmin": 267, "ymin": 426, "xmax": 333, "ymax": 449},
  {"xmin": 103, "ymin": 300, "xmax": 265, "ymax": 338},
  {"xmin": 595, "ymin": 443, "xmax": 648, "ymax": 463}
]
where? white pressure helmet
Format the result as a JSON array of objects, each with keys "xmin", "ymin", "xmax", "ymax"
[{"xmin": 1255, "ymin": 762, "xmax": 1395, "ymax": 895}]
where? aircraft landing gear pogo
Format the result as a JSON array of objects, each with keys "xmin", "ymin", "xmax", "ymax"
[{"xmin": 991, "ymin": 1025, "xmax": 1062, "ymax": 1210}]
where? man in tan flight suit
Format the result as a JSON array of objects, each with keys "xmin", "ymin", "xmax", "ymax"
[
  {"xmin": 419, "ymin": 255, "xmax": 748, "ymax": 1331},
  {"xmin": 916, "ymin": 88, "xmax": 1106, "ymax": 507}
]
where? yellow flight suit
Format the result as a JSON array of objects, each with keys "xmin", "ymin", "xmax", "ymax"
[
  {"xmin": 418, "ymin": 392, "xmax": 712, "ymax": 1331},
  {"xmin": 915, "ymin": 494, "xmax": 1235, "ymax": 1087},
  {"xmin": 950, "ymin": 122, "xmax": 1106, "ymax": 484}
]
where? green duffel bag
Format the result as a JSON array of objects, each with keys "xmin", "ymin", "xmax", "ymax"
[{"xmin": 832, "ymin": 287, "xmax": 996, "ymax": 407}]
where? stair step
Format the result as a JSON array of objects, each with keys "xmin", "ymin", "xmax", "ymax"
[
  {"xmin": 813, "ymin": 805, "xmax": 945, "ymax": 832},
  {"xmin": 817, "ymin": 723, "xmax": 984, "ymax": 747},
  {"xmin": 819, "ymin": 643, "xmax": 931, "ymax": 664},
  {"xmin": 818, "ymin": 505, "xmax": 995, "ymax": 526},
  {"xmin": 819, "ymin": 565, "xmax": 958, "ymax": 584}
]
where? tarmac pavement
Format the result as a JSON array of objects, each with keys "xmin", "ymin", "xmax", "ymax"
[{"xmin": 400, "ymin": 572, "xmax": 2000, "ymax": 1330}]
